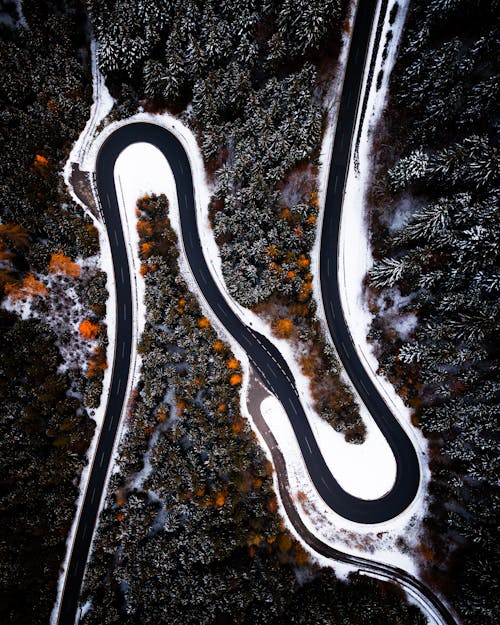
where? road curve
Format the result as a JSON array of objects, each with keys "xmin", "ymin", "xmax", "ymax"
[
  {"xmin": 96, "ymin": 119, "xmax": 419, "ymax": 524},
  {"xmin": 57, "ymin": 2, "xmax": 428, "ymax": 623},
  {"xmin": 319, "ymin": 0, "xmax": 421, "ymax": 524}
]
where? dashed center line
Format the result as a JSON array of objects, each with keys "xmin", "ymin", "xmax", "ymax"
[
  {"xmin": 321, "ymin": 476, "xmax": 332, "ymax": 492},
  {"xmin": 305, "ymin": 436, "xmax": 312, "ymax": 455}
]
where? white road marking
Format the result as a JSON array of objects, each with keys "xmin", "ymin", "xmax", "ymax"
[{"xmin": 305, "ymin": 437, "xmax": 312, "ymax": 455}]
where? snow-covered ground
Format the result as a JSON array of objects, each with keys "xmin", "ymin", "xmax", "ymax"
[{"xmin": 2, "ymin": 256, "xmax": 103, "ymax": 374}]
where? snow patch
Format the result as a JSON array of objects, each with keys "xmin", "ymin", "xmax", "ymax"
[
  {"xmin": 14, "ymin": 0, "xmax": 27, "ymax": 28},
  {"xmin": 260, "ymin": 394, "xmax": 422, "ymax": 574}
]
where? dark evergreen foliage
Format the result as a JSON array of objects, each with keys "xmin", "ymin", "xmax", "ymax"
[
  {"xmin": 368, "ymin": 2, "xmax": 499, "ymax": 623},
  {"xmin": 80, "ymin": 195, "xmax": 424, "ymax": 625},
  {"xmin": 0, "ymin": 2, "xmax": 97, "ymax": 623}
]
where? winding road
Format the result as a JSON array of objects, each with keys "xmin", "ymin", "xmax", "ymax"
[{"xmin": 57, "ymin": 2, "xmax": 456, "ymax": 625}]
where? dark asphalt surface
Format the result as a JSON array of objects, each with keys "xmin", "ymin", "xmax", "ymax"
[{"xmin": 57, "ymin": 2, "xmax": 429, "ymax": 623}]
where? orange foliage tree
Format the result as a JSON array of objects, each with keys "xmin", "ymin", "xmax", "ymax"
[
  {"xmin": 33, "ymin": 153, "xmax": 49, "ymax": 174},
  {"xmin": 0, "ymin": 223, "xmax": 29, "ymax": 249},
  {"xmin": 197, "ymin": 316, "xmax": 211, "ymax": 329},
  {"xmin": 227, "ymin": 357, "xmax": 239, "ymax": 370},
  {"xmin": 79, "ymin": 319, "xmax": 100, "ymax": 340},
  {"xmin": 231, "ymin": 415, "xmax": 245, "ymax": 434},
  {"xmin": 86, "ymin": 346, "xmax": 107, "ymax": 377},
  {"xmin": 272, "ymin": 317, "xmax": 294, "ymax": 338},
  {"xmin": 140, "ymin": 241, "xmax": 154, "ymax": 259},
  {"xmin": 140, "ymin": 264, "xmax": 157, "ymax": 276},
  {"xmin": 298, "ymin": 279, "xmax": 313, "ymax": 302},
  {"xmin": 5, "ymin": 274, "xmax": 48, "ymax": 301},
  {"xmin": 297, "ymin": 254, "xmax": 310, "ymax": 270},
  {"xmin": 49, "ymin": 250, "xmax": 80, "ymax": 278},
  {"xmin": 279, "ymin": 207, "xmax": 292, "ymax": 221},
  {"xmin": 278, "ymin": 533, "xmax": 293, "ymax": 553},
  {"xmin": 229, "ymin": 373, "xmax": 242, "ymax": 386},
  {"xmin": 136, "ymin": 221, "xmax": 153, "ymax": 238}
]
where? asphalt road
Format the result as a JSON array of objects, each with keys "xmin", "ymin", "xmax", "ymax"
[
  {"xmin": 94, "ymin": 118, "xmax": 419, "ymax": 523},
  {"xmin": 57, "ymin": 2, "xmax": 426, "ymax": 623}
]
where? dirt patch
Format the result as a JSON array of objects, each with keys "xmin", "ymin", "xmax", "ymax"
[{"xmin": 70, "ymin": 163, "xmax": 99, "ymax": 218}]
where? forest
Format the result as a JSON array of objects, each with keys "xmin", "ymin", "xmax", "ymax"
[
  {"xmin": 367, "ymin": 1, "xmax": 499, "ymax": 623},
  {"xmin": 87, "ymin": 0, "xmax": 366, "ymax": 439},
  {"xmin": 79, "ymin": 193, "xmax": 425, "ymax": 625},
  {"xmin": 0, "ymin": 0, "xmax": 497, "ymax": 624},
  {"xmin": 0, "ymin": 1, "xmax": 105, "ymax": 623}
]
